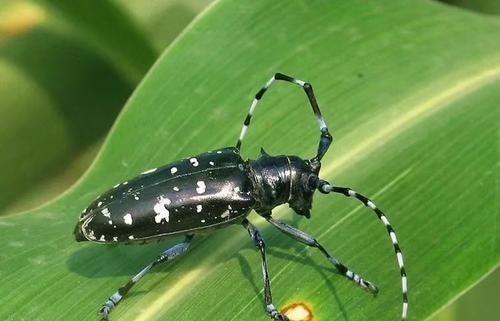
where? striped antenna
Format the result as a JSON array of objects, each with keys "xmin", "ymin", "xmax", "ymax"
[
  {"xmin": 318, "ymin": 181, "xmax": 408, "ymax": 321},
  {"xmin": 235, "ymin": 73, "xmax": 332, "ymax": 161}
]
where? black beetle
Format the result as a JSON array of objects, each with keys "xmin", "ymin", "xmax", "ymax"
[{"xmin": 74, "ymin": 73, "xmax": 408, "ymax": 321}]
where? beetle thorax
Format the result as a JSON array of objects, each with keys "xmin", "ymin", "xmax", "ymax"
[{"xmin": 248, "ymin": 150, "xmax": 318, "ymax": 218}]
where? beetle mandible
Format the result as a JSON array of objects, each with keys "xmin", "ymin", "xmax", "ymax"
[{"xmin": 74, "ymin": 73, "xmax": 408, "ymax": 321}]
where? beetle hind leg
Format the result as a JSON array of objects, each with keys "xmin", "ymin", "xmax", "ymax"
[
  {"xmin": 242, "ymin": 219, "xmax": 290, "ymax": 321},
  {"xmin": 99, "ymin": 235, "xmax": 194, "ymax": 319}
]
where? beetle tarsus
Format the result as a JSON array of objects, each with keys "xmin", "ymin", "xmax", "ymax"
[
  {"xmin": 266, "ymin": 305, "xmax": 289, "ymax": 321},
  {"xmin": 99, "ymin": 291, "xmax": 122, "ymax": 319},
  {"xmin": 99, "ymin": 306, "xmax": 110, "ymax": 320},
  {"xmin": 364, "ymin": 280, "xmax": 379, "ymax": 296}
]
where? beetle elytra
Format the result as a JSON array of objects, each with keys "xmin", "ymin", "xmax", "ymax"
[{"xmin": 74, "ymin": 73, "xmax": 408, "ymax": 321}]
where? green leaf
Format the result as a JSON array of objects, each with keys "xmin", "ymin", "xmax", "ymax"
[
  {"xmin": 0, "ymin": 1, "xmax": 498, "ymax": 321},
  {"xmin": 429, "ymin": 268, "xmax": 500, "ymax": 321},
  {"xmin": 0, "ymin": 0, "xmax": 213, "ymax": 214},
  {"xmin": 0, "ymin": 3, "xmax": 132, "ymax": 214},
  {"xmin": 36, "ymin": 0, "xmax": 158, "ymax": 83},
  {"xmin": 115, "ymin": 0, "xmax": 214, "ymax": 51},
  {"xmin": 439, "ymin": 0, "xmax": 500, "ymax": 15}
]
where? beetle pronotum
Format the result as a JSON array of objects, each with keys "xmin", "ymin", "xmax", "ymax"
[{"xmin": 75, "ymin": 73, "xmax": 408, "ymax": 321}]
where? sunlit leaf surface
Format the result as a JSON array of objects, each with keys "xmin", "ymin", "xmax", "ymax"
[{"xmin": 1, "ymin": 1, "xmax": 498, "ymax": 321}]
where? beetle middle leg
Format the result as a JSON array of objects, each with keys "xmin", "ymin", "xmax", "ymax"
[
  {"xmin": 242, "ymin": 219, "xmax": 289, "ymax": 321},
  {"xmin": 265, "ymin": 217, "xmax": 379, "ymax": 295},
  {"xmin": 99, "ymin": 234, "xmax": 194, "ymax": 319}
]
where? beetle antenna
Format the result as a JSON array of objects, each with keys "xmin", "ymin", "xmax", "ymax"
[
  {"xmin": 236, "ymin": 73, "xmax": 333, "ymax": 162},
  {"xmin": 317, "ymin": 180, "xmax": 408, "ymax": 321}
]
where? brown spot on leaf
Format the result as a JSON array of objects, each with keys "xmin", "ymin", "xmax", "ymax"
[{"xmin": 282, "ymin": 303, "xmax": 313, "ymax": 321}]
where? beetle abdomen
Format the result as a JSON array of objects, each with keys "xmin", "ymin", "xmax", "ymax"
[{"xmin": 75, "ymin": 148, "xmax": 255, "ymax": 243}]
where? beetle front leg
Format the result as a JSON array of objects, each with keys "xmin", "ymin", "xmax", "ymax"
[
  {"xmin": 266, "ymin": 217, "xmax": 379, "ymax": 295},
  {"xmin": 242, "ymin": 219, "xmax": 289, "ymax": 321},
  {"xmin": 99, "ymin": 235, "xmax": 194, "ymax": 319}
]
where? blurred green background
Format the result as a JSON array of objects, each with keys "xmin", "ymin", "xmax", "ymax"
[
  {"xmin": 0, "ymin": 1, "xmax": 498, "ymax": 320},
  {"xmin": 0, "ymin": 0, "xmax": 212, "ymax": 214}
]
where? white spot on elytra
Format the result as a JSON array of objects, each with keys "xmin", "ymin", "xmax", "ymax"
[
  {"xmin": 216, "ymin": 150, "xmax": 222, "ymax": 154},
  {"xmin": 190, "ymin": 158, "xmax": 199, "ymax": 167},
  {"xmin": 134, "ymin": 195, "xmax": 139, "ymax": 200},
  {"xmin": 348, "ymin": 189, "xmax": 356, "ymax": 197},
  {"xmin": 173, "ymin": 186, "xmax": 179, "ymax": 191},
  {"xmin": 99, "ymin": 235, "xmax": 106, "ymax": 242},
  {"xmin": 123, "ymin": 181, "xmax": 128, "ymax": 185},
  {"xmin": 101, "ymin": 208, "xmax": 111, "ymax": 218},
  {"xmin": 209, "ymin": 161, "xmax": 215, "ymax": 166},
  {"xmin": 196, "ymin": 205, "xmax": 202, "ymax": 213},
  {"xmin": 97, "ymin": 201, "xmax": 103, "ymax": 207},
  {"xmin": 142, "ymin": 168, "xmax": 157, "ymax": 175},
  {"xmin": 123, "ymin": 213, "xmax": 133, "ymax": 225},
  {"xmin": 108, "ymin": 220, "xmax": 113, "ymax": 225},
  {"xmin": 113, "ymin": 236, "xmax": 118, "ymax": 242},
  {"xmin": 170, "ymin": 167, "xmax": 178, "ymax": 174},
  {"xmin": 221, "ymin": 210, "xmax": 230, "ymax": 219},
  {"xmin": 113, "ymin": 183, "xmax": 120, "ymax": 188},
  {"xmin": 201, "ymin": 219, "xmax": 206, "ymax": 223},
  {"xmin": 154, "ymin": 196, "xmax": 171, "ymax": 223},
  {"xmin": 196, "ymin": 181, "xmax": 206, "ymax": 194},
  {"xmin": 87, "ymin": 230, "xmax": 96, "ymax": 240},
  {"xmin": 129, "ymin": 235, "xmax": 134, "ymax": 240}
]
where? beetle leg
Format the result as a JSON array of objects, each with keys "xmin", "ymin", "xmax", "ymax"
[
  {"xmin": 266, "ymin": 217, "xmax": 379, "ymax": 295},
  {"xmin": 242, "ymin": 219, "xmax": 289, "ymax": 321},
  {"xmin": 99, "ymin": 235, "xmax": 194, "ymax": 319}
]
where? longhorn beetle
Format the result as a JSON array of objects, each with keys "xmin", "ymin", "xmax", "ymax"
[{"xmin": 74, "ymin": 73, "xmax": 408, "ymax": 321}]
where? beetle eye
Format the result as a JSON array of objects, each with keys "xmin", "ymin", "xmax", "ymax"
[{"xmin": 307, "ymin": 174, "xmax": 318, "ymax": 190}]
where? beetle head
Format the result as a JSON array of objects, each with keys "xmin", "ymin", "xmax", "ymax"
[{"xmin": 287, "ymin": 155, "xmax": 320, "ymax": 219}]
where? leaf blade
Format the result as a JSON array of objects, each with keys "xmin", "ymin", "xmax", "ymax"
[{"xmin": 1, "ymin": 1, "xmax": 499, "ymax": 321}]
